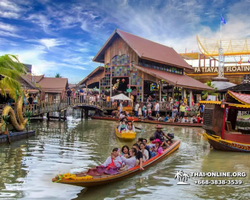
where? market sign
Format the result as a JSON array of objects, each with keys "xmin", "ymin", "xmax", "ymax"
[
  {"xmin": 126, "ymin": 89, "xmax": 132, "ymax": 93},
  {"xmin": 193, "ymin": 66, "xmax": 250, "ymax": 73}
]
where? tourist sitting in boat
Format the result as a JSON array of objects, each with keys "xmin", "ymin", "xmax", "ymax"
[
  {"xmin": 119, "ymin": 111, "xmax": 125, "ymax": 119},
  {"xmin": 127, "ymin": 121, "xmax": 135, "ymax": 132},
  {"xmin": 125, "ymin": 111, "xmax": 130, "ymax": 117},
  {"xmin": 173, "ymin": 115, "xmax": 179, "ymax": 122},
  {"xmin": 118, "ymin": 148, "xmax": 137, "ymax": 170},
  {"xmin": 139, "ymin": 143, "xmax": 149, "ymax": 162},
  {"xmin": 147, "ymin": 115, "xmax": 156, "ymax": 121},
  {"xmin": 197, "ymin": 115, "xmax": 203, "ymax": 123},
  {"xmin": 102, "ymin": 148, "xmax": 123, "ymax": 169},
  {"xmin": 152, "ymin": 139, "xmax": 163, "ymax": 155},
  {"xmin": 121, "ymin": 145, "xmax": 130, "ymax": 158},
  {"xmin": 132, "ymin": 143, "xmax": 144, "ymax": 170},
  {"xmin": 181, "ymin": 116, "xmax": 189, "ymax": 123},
  {"xmin": 192, "ymin": 116, "xmax": 197, "ymax": 123},
  {"xmin": 154, "ymin": 125, "xmax": 172, "ymax": 145},
  {"xmin": 142, "ymin": 138, "xmax": 152, "ymax": 159},
  {"xmin": 112, "ymin": 110, "xmax": 119, "ymax": 118},
  {"xmin": 118, "ymin": 121, "xmax": 128, "ymax": 132},
  {"xmin": 164, "ymin": 114, "xmax": 170, "ymax": 122}
]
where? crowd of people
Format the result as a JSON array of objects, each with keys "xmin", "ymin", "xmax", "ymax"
[{"xmin": 102, "ymin": 125, "xmax": 174, "ymax": 171}]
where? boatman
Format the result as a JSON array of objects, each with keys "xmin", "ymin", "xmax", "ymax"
[{"xmin": 154, "ymin": 125, "xmax": 172, "ymax": 145}]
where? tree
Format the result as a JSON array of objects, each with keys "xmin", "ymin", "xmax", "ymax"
[
  {"xmin": 202, "ymin": 80, "xmax": 217, "ymax": 100},
  {"xmin": 55, "ymin": 73, "xmax": 62, "ymax": 78},
  {"xmin": 0, "ymin": 54, "xmax": 27, "ymax": 100}
]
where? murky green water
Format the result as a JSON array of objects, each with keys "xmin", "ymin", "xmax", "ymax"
[{"xmin": 0, "ymin": 116, "xmax": 250, "ymax": 200}]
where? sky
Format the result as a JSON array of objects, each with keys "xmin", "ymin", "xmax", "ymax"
[{"xmin": 0, "ymin": 0, "xmax": 250, "ymax": 83}]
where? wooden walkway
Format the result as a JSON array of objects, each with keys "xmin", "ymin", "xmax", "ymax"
[
  {"xmin": 22, "ymin": 97, "xmax": 104, "ymax": 116},
  {"xmin": 1, "ymin": 96, "xmax": 178, "ymax": 118}
]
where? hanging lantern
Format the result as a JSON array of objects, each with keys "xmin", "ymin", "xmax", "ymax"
[
  {"xmin": 122, "ymin": 79, "xmax": 125, "ymax": 83},
  {"xmin": 127, "ymin": 84, "xmax": 129, "ymax": 88}
]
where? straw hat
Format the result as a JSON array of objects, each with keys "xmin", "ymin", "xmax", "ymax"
[{"xmin": 155, "ymin": 124, "xmax": 163, "ymax": 129}]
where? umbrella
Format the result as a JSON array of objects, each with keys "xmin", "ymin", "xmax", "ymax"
[{"xmin": 111, "ymin": 93, "xmax": 131, "ymax": 101}]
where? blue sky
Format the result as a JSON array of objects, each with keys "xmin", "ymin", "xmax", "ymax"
[{"xmin": 0, "ymin": 0, "xmax": 250, "ymax": 83}]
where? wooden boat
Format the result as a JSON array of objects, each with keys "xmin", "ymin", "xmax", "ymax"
[
  {"xmin": 140, "ymin": 119, "xmax": 203, "ymax": 127},
  {"xmin": 52, "ymin": 140, "xmax": 180, "ymax": 187},
  {"xmin": 115, "ymin": 128, "xmax": 136, "ymax": 140},
  {"xmin": 201, "ymin": 90, "xmax": 250, "ymax": 152},
  {"xmin": 91, "ymin": 116, "xmax": 202, "ymax": 127},
  {"xmin": 203, "ymin": 133, "xmax": 250, "ymax": 152},
  {"xmin": 91, "ymin": 116, "xmax": 139, "ymax": 122}
]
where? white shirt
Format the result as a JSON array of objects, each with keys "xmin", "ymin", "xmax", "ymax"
[
  {"xmin": 135, "ymin": 103, "xmax": 139, "ymax": 111},
  {"xmin": 120, "ymin": 156, "xmax": 136, "ymax": 169},
  {"xmin": 181, "ymin": 118, "xmax": 189, "ymax": 123},
  {"xmin": 141, "ymin": 149, "xmax": 149, "ymax": 161},
  {"xmin": 155, "ymin": 103, "xmax": 159, "ymax": 111}
]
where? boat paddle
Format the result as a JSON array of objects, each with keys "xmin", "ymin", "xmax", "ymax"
[{"xmin": 135, "ymin": 126, "xmax": 142, "ymax": 130}]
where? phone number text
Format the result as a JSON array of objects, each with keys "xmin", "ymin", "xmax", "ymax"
[{"xmin": 194, "ymin": 180, "xmax": 243, "ymax": 185}]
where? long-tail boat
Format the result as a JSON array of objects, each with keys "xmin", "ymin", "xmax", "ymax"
[
  {"xmin": 52, "ymin": 140, "xmax": 180, "ymax": 187},
  {"xmin": 115, "ymin": 128, "xmax": 136, "ymax": 140},
  {"xmin": 91, "ymin": 116, "xmax": 202, "ymax": 127},
  {"xmin": 201, "ymin": 90, "xmax": 250, "ymax": 152}
]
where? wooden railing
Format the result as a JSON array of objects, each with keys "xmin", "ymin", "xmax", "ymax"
[{"xmin": 2, "ymin": 95, "xmax": 197, "ymax": 117}]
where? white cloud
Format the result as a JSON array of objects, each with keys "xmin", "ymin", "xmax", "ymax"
[
  {"xmin": 0, "ymin": 10, "xmax": 19, "ymax": 18},
  {"xmin": 26, "ymin": 14, "xmax": 52, "ymax": 34},
  {"xmin": 0, "ymin": 0, "xmax": 21, "ymax": 12},
  {"xmin": 0, "ymin": 30, "xmax": 24, "ymax": 38},
  {"xmin": 39, "ymin": 38, "xmax": 63, "ymax": 49},
  {"xmin": 0, "ymin": 22, "xmax": 17, "ymax": 32},
  {"xmin": 63, "ymin": 56, "xmax": 92, "ymax": 65}
]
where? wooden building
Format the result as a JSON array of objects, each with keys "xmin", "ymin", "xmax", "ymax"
[
  {"xmin": 26, "ymin": 75, "xmax": 68, "ymax": 102},
  {"xmin": 88, "ymin": 29, "xmax": 212, "ymax": 104}
]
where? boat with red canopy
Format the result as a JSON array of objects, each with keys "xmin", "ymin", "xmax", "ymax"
[
  {"xmin": 52, "ymin": 140, "xmax": 180, "ymax": 187},
  {"xmin": 202, "ymin": 90, "xmax": 250, "ymax": 152}
]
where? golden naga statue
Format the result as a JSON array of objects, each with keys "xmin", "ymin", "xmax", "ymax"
[{"xmin": 0, "ymin": 95, "xmax": 28, "ymax": 132}]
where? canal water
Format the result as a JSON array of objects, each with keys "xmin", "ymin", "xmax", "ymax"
[{"xmin": 0, "ymin": 117, "xmax": 250, "ymax": 200}]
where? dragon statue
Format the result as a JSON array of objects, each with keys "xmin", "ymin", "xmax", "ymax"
[{"xmin": 0, "ymin": 95, "xmax": 28, "ymax": 132}]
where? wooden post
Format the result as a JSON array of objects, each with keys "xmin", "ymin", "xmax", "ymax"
[
  {"xmin": 142, "ymin": 73, "xmax": 144, "ymax": 102},
  {"xmin": 198, "ymin": 53, "xmax": 201, "ymax": 68},
  {"xmin": 64, "ymin": 110, "xmax": 66, "ymax": 121},
  {"xmin": 183, "ymin": 88, "xmax": 186, "ymax": 99},
  {"xmin": 47, "ymin": 112, "xmax": 50, "ymax": 121},
  {"xmin": 81, "ymin": 108, "xmax": 84, "ymax": 120},
  {"xmin": 59, "ymin": 111, "xmax": 61, "ymax": 121},
  {"xmin": 189, "ymin": 90, "xmax": 193, "ymax": 107},
  {"xmin": 85, "ymin": 109, "xmax": 88, "ymax": 119},
  {"xmin": 99, "ymin": 81, "xmax": 101, "ymax": 99},
  {"xmin": 159, "ymin": 80, "xmax": 162, "ymax": 102},
  {"xmin": 110, "ymin": 54, "xmax": 112, "ymax": 97}
]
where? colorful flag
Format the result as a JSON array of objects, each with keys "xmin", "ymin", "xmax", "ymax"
[{"xmin": 221, "ymin": 16, "xmax": 226, "ymax": 24}]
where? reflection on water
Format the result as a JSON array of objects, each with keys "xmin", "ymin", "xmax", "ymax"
[{"xmin": 0, "ymin": 117, "xmax": 249, "ymax": 200}]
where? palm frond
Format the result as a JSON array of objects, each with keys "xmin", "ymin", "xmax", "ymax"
[{"xmin": 0, "ymin": 54, "xmax": 27, "ymax": 74}]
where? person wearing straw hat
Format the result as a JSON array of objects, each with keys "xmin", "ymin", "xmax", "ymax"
[{"xmin": 154, "ymin": 125, "xmax": 172, "ymax": 145}]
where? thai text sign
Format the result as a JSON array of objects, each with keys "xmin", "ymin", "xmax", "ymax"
[{"xmin": 193, "ymin": 66, "xmax": 250, "ymax": 73}]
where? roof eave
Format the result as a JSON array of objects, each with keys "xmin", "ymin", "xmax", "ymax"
[
  {"xmin": 140, "ymin": 56, "xmax": 192, "ymax": 70},
  {"xmin": 92, "ymin": 30, "xmax": 117, "ymax": 62}
]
